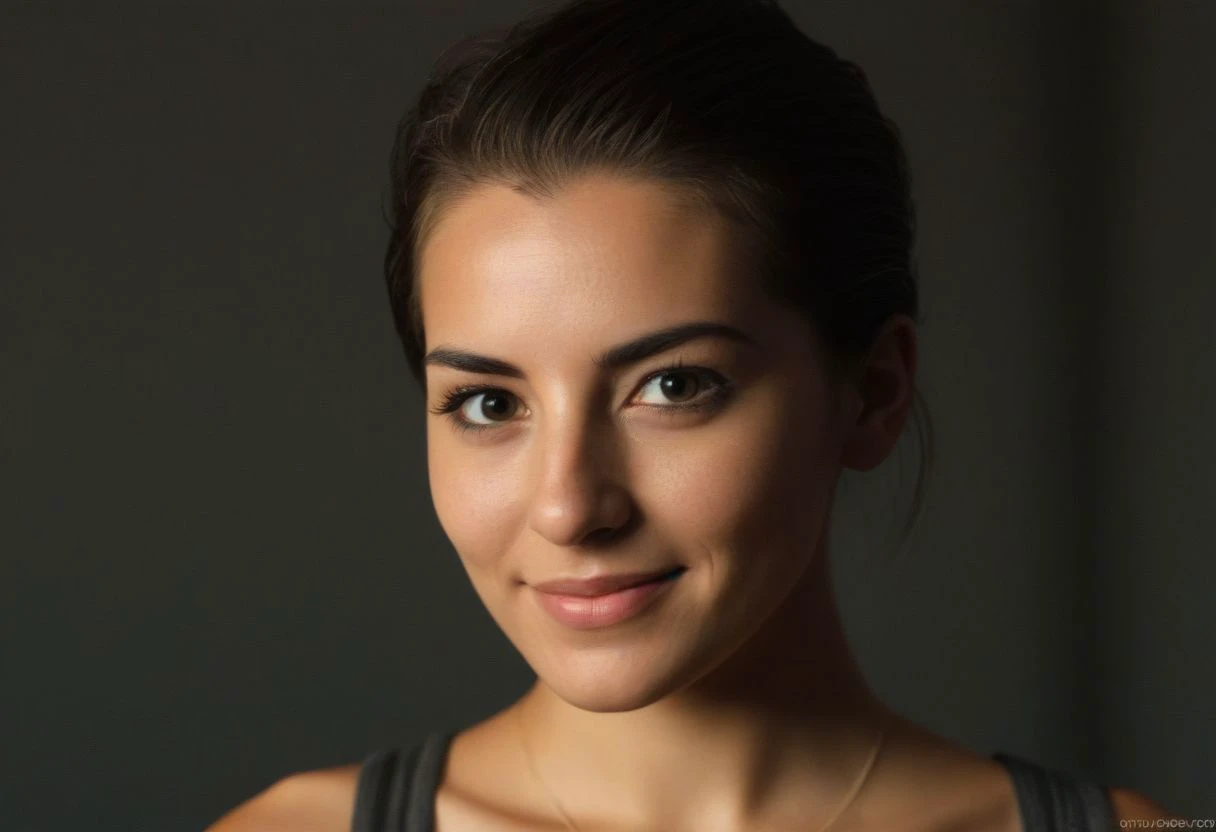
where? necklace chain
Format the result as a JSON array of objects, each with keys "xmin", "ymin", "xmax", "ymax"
[
  {"xmin": 515, "ymin": 706, "xmax": 892, "ymax": 832},
  {"xmin": 516, "ymin": 706, "xmax": 584, "ymax": 832}
]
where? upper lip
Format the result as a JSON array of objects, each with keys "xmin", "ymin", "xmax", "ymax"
[{"xmin": 532, "ymin": 566, "xmax": 685, "ymax": 597}]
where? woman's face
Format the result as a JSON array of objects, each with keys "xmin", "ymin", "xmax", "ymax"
[{"xmin": 418, "ymin": 173, "xmax": 851, "ymax": 711}]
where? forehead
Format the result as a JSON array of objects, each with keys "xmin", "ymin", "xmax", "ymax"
[{"xmin": 417, "ymin": 174, "xmax": 767, "ymax": 355}]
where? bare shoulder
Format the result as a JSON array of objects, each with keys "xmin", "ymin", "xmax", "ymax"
[
  {"xmin": 1109, "ymin": 786, "xmax": 1180, "ymax": 822},
  {"xmin": 849, "ymin": 716, "xmax": 1024, "ymax": 832},
  {"xmin": 205, "ymin": 764, "xmax": 362, "ymax": 832}
]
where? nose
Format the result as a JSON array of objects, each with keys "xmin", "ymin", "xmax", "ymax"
[{"xmin": 527, "ymin": 412, "xmax": 633, "ymax": 548}]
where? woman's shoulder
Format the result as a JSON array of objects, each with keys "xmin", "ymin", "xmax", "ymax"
[
  {"xmin": 1107, "ymin": 786, "xmax": 1180, "ymax": 823},
  {"xmin": 988, "ymin": 745, "xmax": 1178, "ymax": 829},
  {"xmin": 203, "ymin": 763, "xmax": 362, "ymax": 832},
  {"xmin": 878, "ymin": 718, "xmax": 1178, "ymax": 831}
]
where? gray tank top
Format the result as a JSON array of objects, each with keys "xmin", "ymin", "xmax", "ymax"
[{"xmin": 350, "ymin": 730, "xmax": 1116, "ymax": 831}]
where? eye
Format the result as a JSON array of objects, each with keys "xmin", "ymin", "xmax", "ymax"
[
  {"xmin": 429, "ymin": 385, "xmax": 522, "ymax": 433},
  {"xmin": 634, "ymin": 368, "xmax": 710, "ymax": 406},
  {"xmin": 631, "ymin": 360, "xmax": 735, "ymax": 413},
  {"xmin": 454, "ymin": 390, "xmax": 520, "ymax": 428}
]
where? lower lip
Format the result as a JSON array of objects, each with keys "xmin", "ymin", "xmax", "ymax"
[{"xmin": 532, "ymin": 569, "xmax": 685, "ymax": 630}]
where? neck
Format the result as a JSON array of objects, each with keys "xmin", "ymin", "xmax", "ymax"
[{"xmin": 514, "ymin": 536, "xmax": 895, "ymax": 830}]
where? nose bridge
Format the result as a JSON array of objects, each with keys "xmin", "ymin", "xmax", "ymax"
[{"xmin": 527, "ymin": 394, "xmax": 628, "ymax": 546}]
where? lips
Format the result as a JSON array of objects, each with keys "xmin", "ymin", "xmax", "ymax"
[
  {"xmin": 532, "ymin": 566, "xmax": 686, "ymax": 597},
  {"xmin": 531, "ymin": 566, "xmax": 686, "ymax": 630}
]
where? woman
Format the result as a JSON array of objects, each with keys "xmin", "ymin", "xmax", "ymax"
[{"xmin": 210, "ymin": 0, "xmax": 1176, "ymax": 829}]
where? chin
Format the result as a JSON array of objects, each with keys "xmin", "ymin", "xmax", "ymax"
[
  {"xmin": 525, "ymin": 632, "xmax": 715, "ymax": 710},
  {"xmin": 543, "ymin": 674, "xmax": 673, "ymax": 713},
  {"xmin": 527, "ymin": 642, "xmax": 697, "ymax": 713}
]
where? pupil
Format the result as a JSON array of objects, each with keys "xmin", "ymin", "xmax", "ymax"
[{"xmin": 483, "ymin": 394, "xmax": 513, "ymax": 419}]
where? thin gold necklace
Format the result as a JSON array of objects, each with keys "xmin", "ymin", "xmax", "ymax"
[{"xmin": 515, "ymin": 706, "xmax": 892, "ymax": 832}]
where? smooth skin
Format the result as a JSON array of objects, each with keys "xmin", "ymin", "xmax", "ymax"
[{"xmin": 209, "ymin": 173, "xmax": 1175, "ymax": 831}]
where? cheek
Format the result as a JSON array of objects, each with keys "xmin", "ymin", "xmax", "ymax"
[
  {"xmin": 428, "ymin": 436, "xmax": 526, "ymax": 572},
  {"xmin": 640, "ymin": 381, "xmax": 836, "ymax": 567}
]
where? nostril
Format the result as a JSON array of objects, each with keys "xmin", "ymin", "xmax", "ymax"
[{"xmin": 582, "ymin": 526, "xmax": 619, "ymax": 546}]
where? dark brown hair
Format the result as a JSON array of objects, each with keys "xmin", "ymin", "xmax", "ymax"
[{"xmin": 383, "ymin": 0, "xmax": 934, "ymax": 545}]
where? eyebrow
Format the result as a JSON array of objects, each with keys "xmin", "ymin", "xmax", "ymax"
[{"xmin": 422, "ymin": 321, "xmax": 758, "ymax": 379}]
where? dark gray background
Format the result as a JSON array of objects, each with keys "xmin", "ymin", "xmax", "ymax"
[{"xmin": 2, "ymin": 1, "xmax": 1213, "ymax": 829}]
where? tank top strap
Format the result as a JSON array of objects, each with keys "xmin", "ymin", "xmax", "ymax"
[
  {"xmin": 351, "ymin": 730, "xmax": 457, "ymax": 832},
  {"xmin": 992, "ymin": 752, "xmax": 1116, "ymax": 831}
]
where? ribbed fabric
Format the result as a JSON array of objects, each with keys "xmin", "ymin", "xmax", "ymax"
[
  {"xmin": 350, "ymin": 730, "xmax": 455, "ymax": 832},
  {"xmin": 351, "ymin": 732, "xmax": 1116, "ymax": 831},
  {"xmin": 992, "ymin": 752, "xmax": 1116, "ymax": 831}
]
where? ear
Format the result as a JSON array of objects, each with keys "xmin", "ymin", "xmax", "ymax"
[{"xmin": 839, "ymin": 315, "xmax": 918, "ymax": 472}]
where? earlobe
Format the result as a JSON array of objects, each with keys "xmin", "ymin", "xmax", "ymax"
[
  {"xmin": 836, "ymin": 385, "xmax": 882, "ymax": 471},
  {"xmin": 837, "ymin": 369, "xmax": 910, "ymax": 474},
  {"xmin": 839, "ymin": 421, "xmax": 888, "ymax": 472},
  {"xmin": 845, "ymin": 387, "xmax": 914, "ymax": 472}
]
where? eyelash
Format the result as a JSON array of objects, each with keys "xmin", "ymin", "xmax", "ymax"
[{"xmin": 428, "ymin": 360, "xmax": 735, "ymax": 435}]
